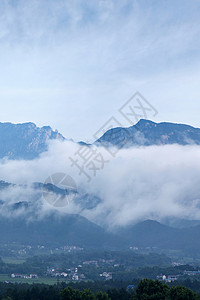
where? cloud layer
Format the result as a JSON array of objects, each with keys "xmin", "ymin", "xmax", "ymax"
[{"xmin": 1, "ymin": 140, "xmax": 200, "ymax": 229}]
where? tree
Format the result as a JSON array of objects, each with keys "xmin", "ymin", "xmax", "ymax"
[
  {"xmin": 60, "ymin": 286, "xmax": 81, "ymax": 300},
  {"xmin": 61, "ymin": 287, "xmax": 96, "ymax": 300},
  {"xmin": 81, "ymin": 289, "xmax": 95, "ymax": 300},
  {"xmin": 134, "ymin": 279, "xmax": 169, "ymax": 300},
  {"xmin": 169, "ymin": 286, "xmax": 200, "ymax": 300},
  {"xmin": 133, "ymin": 279, "xmax": 200, "ymax": 300},
  {"xmin": 96, "ymin": 291, "xmax": 110, "ymax": 300},
  {"xmin": 108, "ymin": 288, "xmax": 130, "ymax": 300}
]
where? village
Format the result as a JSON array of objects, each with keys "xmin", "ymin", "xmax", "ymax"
[{"xmin": 157, "ymin": 270, "xmax": 200, "ymax": 283}]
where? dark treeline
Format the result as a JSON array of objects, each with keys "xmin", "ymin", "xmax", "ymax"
[{"xmin": 0, "ymin": 279, "xmax": 200, "ymax": 300}]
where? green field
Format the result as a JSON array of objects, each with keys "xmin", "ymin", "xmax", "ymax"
[
  {"xmin": 2, "ymin": 257, "xmax": 26, "ymax": 264},
  {"xmin": 0, "ymin": 274, "xmax": 67, "ymax": 285}
]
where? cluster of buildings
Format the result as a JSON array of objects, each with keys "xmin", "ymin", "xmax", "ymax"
[
  {"xmin": 61, "ymin": 246, "xmax": 83, "ymax": 252},
  {"xmin": 46, "ymin": 267, "xmax": 85, "ymax": 281},
  {"xmin": 11, "ymin": 273, "xmax": 38, "ymax": 279},
  {"xmin": 157, "ymin": 269, "xmax": 200, "ymax": 283},
  {"xmin": 7, "ymin": 244, "xmax": 84, "ymax": 258},
  {"xmin": 157, "ymin": 274, "xmax": 178, "ymax": 283},
  {"xmin": 99, "ymin": 272, "xmax": 112, "ymax": 280},
  {"xmin": 83, "ymin": 259, "xmax": 114, "ymax": 267},
  {"xmin": 47, "ymin": 263, "xmax": 114, "ymax": 281},
  {"xmin": 183, "ymin": 270, "xmax": 200, "ymax": 276}
]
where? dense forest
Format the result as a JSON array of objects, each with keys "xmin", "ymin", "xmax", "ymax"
[{"xmin": 0, "ymin": 279, "xmax": 200, "ymax": 300}]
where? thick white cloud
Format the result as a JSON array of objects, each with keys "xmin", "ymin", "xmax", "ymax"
[{"xmin": 1, "ymin": 140, "xmax": 200, "ymax": 229}]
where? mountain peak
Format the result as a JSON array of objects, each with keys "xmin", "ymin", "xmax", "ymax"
[
  {"xmin": 134, "ymin": 119, "xmax": 157, "ymax": 129},
  {"xmin": 136, "ymin": 118, "xmax": 156, "ymax": 125},
  {"xmin": 0, "ymin": 122, "xmax": 65, "ymax": 160}
]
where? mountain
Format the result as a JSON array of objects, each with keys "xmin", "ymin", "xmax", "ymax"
[
  {"xmin": 0, "ymin": 179, "xmax": 102, "ymax": 214},
  {"xmin": 120, "ymin": 220, "xmax": 200, "ymax": 253},
  {"xmin": 0, "ymin": 119, "xmax": 200, "ymax": 160},
  {"xmin": 0, "ymin": 213, "xmax": 124, "ymax": 248},
  {"xmin": 160, "ymin": 217, "xmax": 200, "ymax": 229},
  {"xmin": 2, "ymin": 178, "xmax": 200, "ymax": 252},
  {"xmin": 0, "ymin": 180, "xmax": 119, "ymax": 248},
  {"xmin": 95, "ymin": 119, "xmax": 200, "ymax": 148},
  {"xmin": 0, "ymin": 122, "xmax": 64, "ymax": 159}
]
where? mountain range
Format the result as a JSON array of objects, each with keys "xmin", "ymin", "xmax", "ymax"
[
  {"xmin": 0, "ymin": 119, "xmax": 200, "ymax": 159},
  {"xmin": 1, "ymin": 179, "xmax": 200, "ymax": 252},
  {"xmin": 1, "ymin": 119, "xmax": 200, "ymax": 252},
  {"xmin": 0, "ymin": 213, "xmax": 122, "ymax": 249},
  {"xmin": 1, "ymin": 199, "xmax": 200, "ymax": 252}
]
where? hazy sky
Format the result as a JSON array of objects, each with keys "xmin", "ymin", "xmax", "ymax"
[{"xmin": 0, "ymin": 0, "xmax": 200, "ymax": 141}]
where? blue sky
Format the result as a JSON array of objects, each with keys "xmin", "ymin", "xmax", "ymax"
[{"xmin": 0, "ymin": 0, "xmax": 200, "ymax": 141}]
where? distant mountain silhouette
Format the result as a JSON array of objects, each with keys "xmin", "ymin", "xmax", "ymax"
[
  {"xmin": 96, "ymin": 119, "xmax": 200, "ymax": 148},
  {"xmin": 0, "ymin": 120, "xmax": 200, "ymax": 159},
  {"xmin": 119, "ymin": 220, "xmax": 200, "ymax": 253},
  {"xmin": 0, "ymin": 213, "xmax": 124, "ymax": 248}
]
